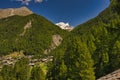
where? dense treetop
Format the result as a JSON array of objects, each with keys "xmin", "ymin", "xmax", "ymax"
[{"xmin": 48, "ymin": 0, "xmax": 120, "ymax": 79}]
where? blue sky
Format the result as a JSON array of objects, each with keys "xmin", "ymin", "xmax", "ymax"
[{"xmin": 0, "ymin": 0, "xmax": 110, "ymax": 26}]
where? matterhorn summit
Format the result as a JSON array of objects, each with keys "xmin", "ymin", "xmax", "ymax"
[{"xmin": 56, "ymin": 22, "xmax": 73, "ymax": 31}]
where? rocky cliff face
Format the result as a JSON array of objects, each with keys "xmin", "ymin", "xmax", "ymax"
[
  {"xmin": 44, "ymin": 34, "xmax": 63, "ymax": 54},
  {"xmin": 0, "ymin": 7, "xmax": 33, "ymax": 19}
]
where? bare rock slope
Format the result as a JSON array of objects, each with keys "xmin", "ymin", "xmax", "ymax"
[
  {"xmin": 0, "ymin": 7, "xmax": 33, "ymax": 19},
  {"xmin": 44, "ymin": 34, "xmax": 63, "ymax": 54},
  {"xmin": 97, "ymin": 69, "xmax": 120, "ymax": 80}
]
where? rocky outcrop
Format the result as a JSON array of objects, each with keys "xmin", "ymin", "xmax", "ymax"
[
  {"xmin": 44, "ymin": 35, "xmax": 63, "ymax": 54},
  {"xmin": 52, "ymin": 35, "xmax": 63, "ymax": 46},
  {"xmin": 97, "ymin": 69, "xmax": 120, "ymax": 80},
  {"xmin": 20, "ymin": 21, "xmax": 32, "ymax": 36},
  {"xmin": 0, "ymin": 7, "xmax": 33, "ymax": 19}
]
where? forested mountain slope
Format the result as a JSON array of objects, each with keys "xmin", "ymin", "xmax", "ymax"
[
  {"xmin": 0, "ymin": 14, "xmax": 68, "ymax": 56},
  {"xmin": 48, "ymin": 0, "xmax": 120, "ymax": 79}
]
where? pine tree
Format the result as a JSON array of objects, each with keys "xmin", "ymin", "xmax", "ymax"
[
  {"xmin": 30, "ymin": 66, "xmax": 45, "ymax": 80},
  {"xmin": 0, "ymin": 65, "xmax": 15, "ymax": 80},
  {"xmin": 48, "ymin": 36, "xmax": 95, "ymax": 80},
  {"xmin": 14, "ymin": 58, "xmax": 30, "ymax": 80},
  {"xmin": 64, "ymin": 36, "xmax": 95, "ymax": 80}
]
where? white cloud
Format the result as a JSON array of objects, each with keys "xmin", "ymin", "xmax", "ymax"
[
  {"xmin": 14, "ymin": 0, "xmax": 44, "ymax": 5},
  {"xmin": 16, "ymin": 0, "xmax": 31, "ymax": 5},
  {"xmin": 35, "ymin": 0, "xmax": 43, "ymax": 3}
]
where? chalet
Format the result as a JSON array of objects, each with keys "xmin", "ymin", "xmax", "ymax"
[
  {"xmin": 41, "ymin": 58, "xmax": 48, "ymax": 62},
  {"xmin": 29, "ymin": 63, "xmax": 35, "ymax": 66}
]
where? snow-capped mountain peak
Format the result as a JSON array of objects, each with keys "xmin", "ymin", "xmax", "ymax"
[{"xmin": 56, "ymin": 22, "xmax": 73, "ymax": 31}]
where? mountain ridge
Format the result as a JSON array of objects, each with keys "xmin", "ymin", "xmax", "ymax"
[
  {"xmin": 0, "ymin": 13, "xmax": 68, "ymax": 56},
  {"xmin": 0, "ymin": 7, "xmax": 33, "ymax": 19}
]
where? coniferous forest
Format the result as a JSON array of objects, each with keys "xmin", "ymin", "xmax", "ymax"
[{"xmin": 0, "ymin": 0, "xmax": 120, "ymax": 80}]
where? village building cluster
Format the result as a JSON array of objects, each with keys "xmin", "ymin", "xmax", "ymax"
[{"xmin": 0, "ymin": 55, "xmax": 53, "ymax": 69}]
